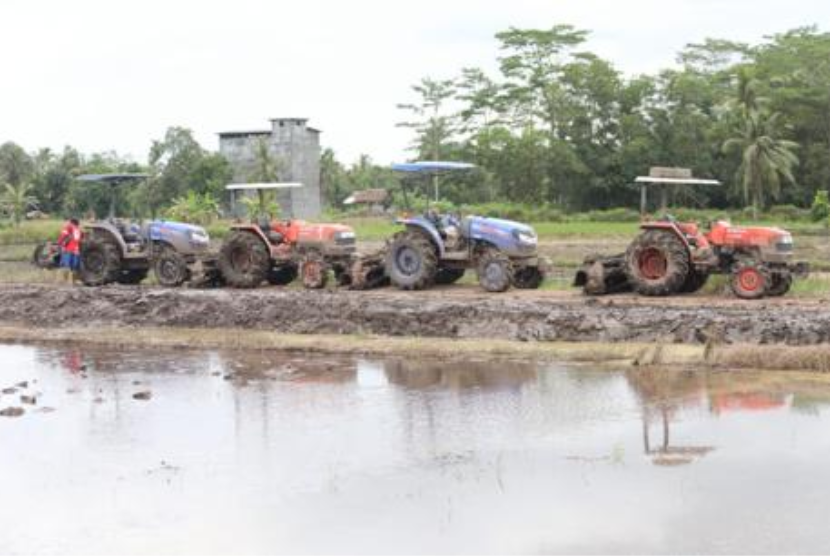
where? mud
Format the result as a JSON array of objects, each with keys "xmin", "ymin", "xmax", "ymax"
[{"xmin": 1, "ymin": 283, "xmax": 828, "ymax": 345}]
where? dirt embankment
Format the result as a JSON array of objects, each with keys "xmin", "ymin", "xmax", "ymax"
[{"xmin": 0, "ymin": 283, "xmax": 828, "ymax": 345}]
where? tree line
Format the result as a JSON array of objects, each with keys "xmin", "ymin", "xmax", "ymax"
[{"xmin": 389, "ymin": 24, "xmax": 830, "ymax": 214}]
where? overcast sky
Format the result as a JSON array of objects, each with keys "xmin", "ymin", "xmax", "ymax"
[{"xmin": 0, "ymin": 0, "xmax": 826, "ymax": 165}]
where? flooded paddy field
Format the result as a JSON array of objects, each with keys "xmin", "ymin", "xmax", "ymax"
[{"xmin": 2, "ymin": 343, "xmax": 830, "ymax": 554}]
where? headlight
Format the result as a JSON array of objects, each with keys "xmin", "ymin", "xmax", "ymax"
[
  {"xmin": 189, "ymin": 229, "xmax": 210, "ymax": 244},
  {"xmin": 335, "ymin": 231, "xmax": 356, "ymax": 240},
  {"xmin": 515, "ymin": 230, "xmax": 537, "ymax": 245}
]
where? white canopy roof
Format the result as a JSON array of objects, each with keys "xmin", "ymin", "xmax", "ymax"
[
  {"xmin": 635, "ymin": 176, "xmax": 721, "ymax": 186},
  {"xmin": 226, "ymin": 182, "xmax": 304, "ymax": 191}
]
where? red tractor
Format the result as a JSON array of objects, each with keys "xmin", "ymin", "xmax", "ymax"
[
  {"xmin": 575, "ymin": 218, "xmax": 809, "ymax": 299},
  {"xmin": 218, "ymin": 183, "xmax": 385, "ymax": 289}
]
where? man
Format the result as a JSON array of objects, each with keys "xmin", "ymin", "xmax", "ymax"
[{"xmin": 58, "ymin": 218, "xmax": 82, "ymax": 284}]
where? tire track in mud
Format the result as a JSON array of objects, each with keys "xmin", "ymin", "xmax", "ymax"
[{"xmin": 0, "ymin": 284, "xmax": 827, "ymax": 345}]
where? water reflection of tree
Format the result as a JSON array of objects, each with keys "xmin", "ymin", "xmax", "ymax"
[
  {"xmin": 383, "ymin": 358, "xmax": 537, "ymax": 390},
  {"xmin": 625, "ymin": 368, "xmax": 715, "ymax": 466}
]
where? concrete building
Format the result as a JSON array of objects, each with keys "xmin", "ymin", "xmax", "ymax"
[{"xmin": 218, "ymin": 118, "xmax": 322, "ymax": 218}]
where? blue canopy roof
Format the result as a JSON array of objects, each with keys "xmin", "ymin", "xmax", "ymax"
[{"xmin": 391, "ymin": 161, "xmax": 476, "ymax": 174}]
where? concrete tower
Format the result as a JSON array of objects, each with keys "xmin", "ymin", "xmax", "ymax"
[{"xmin": 218, "ymin": 118, "xmax": 322, "ymax": 218}]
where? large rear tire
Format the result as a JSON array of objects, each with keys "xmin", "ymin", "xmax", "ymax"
[
  {"xmin": 153, "ymin": 246, "xmax": 189, "ymax": 287},
  {"xmin": 218, "ymin": 231, "xmax": 270, "ymax": 288},
  {"xmin": 624, "ymin": 230, "xmax": 690, "ymax": 296},
  {"xmin": 476, "ymin": 248, "xmax": 513, "ymax": 293},
  {"xmin": 79, "ymin": 235, "xmax": 122, "ymax": 286},
  {"xmin": 385, "ymin": 231, "xmax": 438, "ymax": 290}
]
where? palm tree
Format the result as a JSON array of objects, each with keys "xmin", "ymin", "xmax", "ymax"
[
  {"xmin": 0, "ymin": 182, "xmax": 38, "ymax": 226},
  {"xmin": 722, "ymin": 72, "xmax": 799, "ymax": 218}
]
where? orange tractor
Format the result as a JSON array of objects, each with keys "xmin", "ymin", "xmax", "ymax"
[
  {"xmin": 575, "ymin": 217, "xmax": 809, "ymax": 299},
  {"xmin": 218, "ymin": 183, "xmax": 385, "ymax": 289}
]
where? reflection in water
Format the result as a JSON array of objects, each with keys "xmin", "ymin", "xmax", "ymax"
[{"xmin": 4, "ymin": 343, "xmax": 830, "ymax": 554}]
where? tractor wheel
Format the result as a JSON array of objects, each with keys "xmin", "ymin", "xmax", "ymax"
[
  {"xmin": 624, "ymin": 230, "xmax": 690, "ymax": 296},
  {"xmin": 513, "ymin": 266, "xmax": 545, "ymax": 289},
  {"xmin": 300, "ymin": 253, "xmax": 329, "ymax": 289},
  {"xmin": 267, "ymin": 264, "xmax": 298, "ymax": 286},
  {"xmin": 434, "ymin": 267, "xmax": 465, "ymax": 285},
  {"xmin": 153, "ymin": 247, "xmax": 189, "ymax": 287},
  {"xmin": 476, "ymin": 248, "xmax": 513, "ymax": 293},
  {"xmin": 32, "ymin": 242, "xmax": 58, "ymax": 269},
  {"xmin": 79, "ymin": 235, "xmax": 122, "ymax": 286},
  {"xmin": 680, "ymin": 270, "xmax": 709, "ymax": 294},
  {"xmin": 218, "ymin": 231, "xmax": 270, "ymax": 288},
  {"xmin": 767, "ymin": 271, "xmax": 793, "ymax": 297},
  {"xmin": 729, "ymin": 260, "xmax": 770, "ymax": 300},
  {"xmin": 385, "ymin": 231, "xmax": 438, "ymax": 290}
]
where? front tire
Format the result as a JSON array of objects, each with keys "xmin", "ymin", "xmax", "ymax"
[
  {"xmin": 385, "ymin": 231, "xmax": 438, "ymax": 290},
  {"xmin": 218, "ymin": 231, "xmax": 271, "ymax": 288},
  {"xmin": 624, "ymin": 230, "xmax": 690, "ymax": 296},
  {"xmin": 153, "ymin": 246, "xmax": 189, "ymax": 287},
  {"xmin": 300, "ymin": 253, "xmax": 329, "ymax": 289},
  {"xmin": 476, "ymin": 248, "xmax": 513, "ymax": 293},
  {"xmin": 730, "ymin": 260, "xmax": 769, "ymax": 300}
]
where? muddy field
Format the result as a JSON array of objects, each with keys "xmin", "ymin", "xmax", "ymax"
[{"xmin": 0, "ymin": 283, "xmax": 828, "ymax": 345}]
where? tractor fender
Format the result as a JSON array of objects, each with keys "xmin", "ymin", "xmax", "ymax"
[
  {"xmin": 83, "ymin": 223, "xmax": 128, "ymax": 257},
  {"xmin": 639, "ymin": 221, "xmax": 692, "ymax": 251},
  {"xmin": 395, "ymin": 217, "xmax": 445, "ymax": 257}
]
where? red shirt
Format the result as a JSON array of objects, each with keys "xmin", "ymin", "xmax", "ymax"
[{"xmin": 58, "ymin": 222, "xmax": 81, "ymax": 254}]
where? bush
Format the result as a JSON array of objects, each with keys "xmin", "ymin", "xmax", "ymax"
[
  {"xmin": 767, "ymin": 204, "xmax": 810, "ymax": 222},
  {"xmin": 811, "ymin": 191, "xmax": 830, "ymax": 223}
]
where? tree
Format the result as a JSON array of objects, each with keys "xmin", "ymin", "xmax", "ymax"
[
  {"xmin": 723, "ymin": 72, "xmax": 799, "ymax": 216},
  {"xmin": 0, "ymin": 142, "xmax": 34, "ymax": 188},
  {"xmin": 1, "ymin": 181, "xmax": 38, "ymax": 226}
]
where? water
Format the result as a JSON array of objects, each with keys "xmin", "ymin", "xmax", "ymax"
[{"xmin": 1, "ymin": 343, "xmax": 830, "ymax": 554}]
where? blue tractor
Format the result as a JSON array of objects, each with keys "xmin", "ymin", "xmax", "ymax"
[{"xmin": 385, "ymin": 162, "xmax": 548, "ymax": 292}]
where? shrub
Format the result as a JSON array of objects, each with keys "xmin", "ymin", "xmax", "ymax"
[{"xmin": 811, "ymin": 191, "xmax": 830, "ymax": 223}]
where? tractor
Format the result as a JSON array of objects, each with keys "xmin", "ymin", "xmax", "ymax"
[
  {"xmin": 79, "ymin": 218, "xmax": 216, "ymax": 287},
  {"xmin": 575, "ymin": 217, "xmax": 809, "ymax": 299},
  {"xmin": 385, "ymin": 161, "xmax": 548, "ymax": 292},
  {"xmin": 34, "ymin": 174, "xmax": 217, "ymax": 287},
  {"xmin": 218, "ymin": 183, "xmax": 385, "ymax": 289},
  {"xmin": 386, "ymin": 210, "xmax": 547, "ymax": 292}
]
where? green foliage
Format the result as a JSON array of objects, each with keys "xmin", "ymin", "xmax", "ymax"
[
  {"xmin": 810, "ymin": 191, "xmax": 830, "ymax": 222},
  {"xmin": 0, "ymin": 182, "xmax": 38, "ymax": 226},
  {"xmin": 240, "ymin": 190, "xmax": 281, "ymax": 221},
  {"xmin": 165, "ymin": 191, "xmax": 221, "ymax": 225}
]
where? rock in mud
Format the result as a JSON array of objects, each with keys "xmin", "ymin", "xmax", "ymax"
[
  {"xmin": 0, "ymin": 407, "xmax": 24, "ymax": 417},
  {"xmin": 1, "ymin": 387, "xmax": 17, "ymax": 395},
  {"xmin": 20, "ymin": 395, "xmax": 37, "ymax": 405},
  {"xmin": 132, "ymin": 391, "xmax": 152, "ymax": 401},
  {"xmin": 15, "ymin": 381, "xmax": 28, "ymax": 389}
]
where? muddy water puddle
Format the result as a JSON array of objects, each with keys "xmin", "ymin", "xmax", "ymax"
[{"xmin": 2, "ymin": 343, "xmax": 830, "ymax": 554}]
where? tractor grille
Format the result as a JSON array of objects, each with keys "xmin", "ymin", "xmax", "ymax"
[
  {"xmin": 336, "ymin": 236, "xmax": 356, "ymax": 247},
  {"xmin": 776, "ymin": 242, "xmax": 793, "ymax": 252}
]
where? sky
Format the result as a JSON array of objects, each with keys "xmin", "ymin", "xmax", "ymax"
[{"xmin": 0, "ymin": 0, "xmax": 827, "ymax": 166}]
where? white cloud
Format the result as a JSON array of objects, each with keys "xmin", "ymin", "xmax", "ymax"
[{"xmin": 0, "ymin": 0, "xmax": 826, "ymax": 165}]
